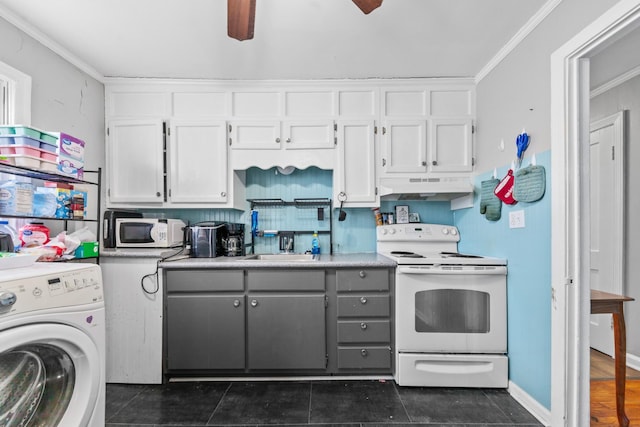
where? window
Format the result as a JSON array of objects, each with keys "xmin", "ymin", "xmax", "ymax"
[{"xmin": 0, "ymin": 61, "xmax": 32, "ymax": 125}]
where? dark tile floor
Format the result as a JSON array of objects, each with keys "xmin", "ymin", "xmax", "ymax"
[{"xmin": 105, "ymin": 380, "xmax": 543, "ymax": 427}]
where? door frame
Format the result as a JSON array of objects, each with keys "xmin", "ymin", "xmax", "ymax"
[{"xmin": 550, "ymin": 1, "xmax": 640, "ymax": 425}]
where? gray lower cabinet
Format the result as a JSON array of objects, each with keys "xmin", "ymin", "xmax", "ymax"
[
  {"xmin": 246, "ymin": 269, "xmax": 326, "ymax": 370},
  {"xmin": 335, "ymin": 268, "xmax": 393, "ymax": 372},
  {"xmin": 167, "ymin": 294, "xmax": 245, "ymax": 370},
  {"xmin": 163, "ymin": 267, "xmax": 392, "ymax": 376},
  {"xmin": 165, "ymin": 270, "xmax": 245, "ymax": 371}
]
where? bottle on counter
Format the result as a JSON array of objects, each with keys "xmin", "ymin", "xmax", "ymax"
[
  {"xmin": 311, "ymin": 232, "xmax": 320, "ymax": 255},
  {"xmin": 372, "ymin": 207, "xmax": 383, "ymax": 226}
]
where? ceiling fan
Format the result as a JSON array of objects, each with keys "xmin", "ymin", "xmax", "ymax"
[{"xmin": 227, "ymin": 0, "xmax": 383, "ymax": 41}]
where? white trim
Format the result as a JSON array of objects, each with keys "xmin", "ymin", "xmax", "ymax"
[
  {"xmin": 475, "ymin": 0, "xmax": 562, "ymax": 83},
  {"xmin": 591, "ymin": 64, "xmax": 640, "ymax": 97},
  {"xmin": 627, "ymin": 352, "xmax": 640, "ymax": 372},
  {"xmin": 550, "ymin": 1, "xmax": 640, "ymax": 425},
  {"xmin": 508, "ymin": 380, "xmax": 551, "ymax": 427},
  {"xmin": 0, "ymin": 60, "xmax": 31, "ymax": 124},
  {"xmin": 0, "ymin": 6, "xmax": 103, "ymax": 83}
]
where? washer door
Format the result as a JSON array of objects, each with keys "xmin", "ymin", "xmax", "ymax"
[{"xmin": 0, "ymin": 323, "xmax": 100, "ymax": 427}]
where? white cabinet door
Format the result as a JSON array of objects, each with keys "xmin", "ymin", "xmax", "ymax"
[
  {"xmin": 283, "ymin": 120, "xmax": 335, "ymax": 149},
  {"xmin": 382, "ymin": 120, "xmax": 427, "ymax": 173},
  {"xmin": 429, "ymin": 118, "xmax": 473, "ymax": 172},
  {"xmin": 229, "ymin": 121, "xmax": 281, "ymax": 150},
  {"xmin": 168, "ymin": 120, "xmax": 228, "ymax": 203},
  {"xmin": 335, "ymin": 120, "xmax": 377, "ymax": 206},
  {"xmin": 107, "ymin": 119, "xmax": 164, "ymax": 204}
]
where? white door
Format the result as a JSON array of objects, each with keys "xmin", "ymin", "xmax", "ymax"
[
  {"xmin": 168, "ymin": 120, "xmax": 228, "ymax": 203},
  {"xmin": 589, "ymin": 112, "xmax": 625, "ymax": 356}
]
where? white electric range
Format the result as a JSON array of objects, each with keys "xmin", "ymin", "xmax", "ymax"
[{"xmin": 377, "ymin": 223, "xmax": 509, "ymax": 388}]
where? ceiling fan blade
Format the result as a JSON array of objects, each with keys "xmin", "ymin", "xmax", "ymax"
[
  {"xmin": 352, "ymin": 0, "xmax": 383, "ymax": 14},
  {"xmin": 228, "ymin": 0, "xmax": 256, "ymax": 41}
]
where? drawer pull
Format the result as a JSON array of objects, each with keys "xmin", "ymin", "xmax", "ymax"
[
  {"xmin": 360, "ymin": 322, "xmax": 367, "ymax": 330},
  {"xmin": 360, "ymin": 297, "xmax": 367, "ymax": 304},
  {"xmin": 359, "ymin": 270, "xmax": 366, "ymax": 278},
  {"xmin": 251, "ymin": 299, "xmax": 258, "ymax": 307},
  {"xmin": 361, "ymin": 349, "xmax": 368, "ymax": 357},
  {"xmin": 233, "ymin": 299, "xmax": 241, "ymax": 308}
]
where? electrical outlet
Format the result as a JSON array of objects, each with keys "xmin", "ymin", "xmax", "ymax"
[{"xmin": 509, "ymin": 210, "xmax": 526, "ymax": 229}]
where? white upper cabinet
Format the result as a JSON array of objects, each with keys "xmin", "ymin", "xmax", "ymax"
[
  {"xmin": 380, "ymin": 85, "xmax": 474, "ymax": 176},
  {"xmin": 382, "ymin": 120, "xmax": 428, "ymax": 173},
  {"xmin": 334, "ymin": 120, "xmax": 377, "ymax": 207},
  {"xmin": 229, "ymin": 121, "xmax": 282, "ymax": 150},
  {"xmin": 168, "ymin": 120, "xmax": 228, "ymax": 203},
  {"xmin": 429, "ymin": 118, "xmax": 473, "ymax": 172},
  {"xmin": 106, "ymin": 119, "xmax": 164, "ymax": 204}
]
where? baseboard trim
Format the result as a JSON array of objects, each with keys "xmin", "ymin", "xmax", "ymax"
[
  {"xmin": 508, "ymin": 380, "xmax": 551, "ymax": 427},
  {"xmin": 627, "ymin": 352, "xmax": 640, "ymax": 372}
]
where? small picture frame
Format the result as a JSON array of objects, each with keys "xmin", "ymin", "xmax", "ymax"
[
  {"xmin": 395, "ymin": 205, "xmax": 409, "ymax": 224},
  {"xmin": 409, "ymin": 212, "xmax": 421, "ymax": 223}
]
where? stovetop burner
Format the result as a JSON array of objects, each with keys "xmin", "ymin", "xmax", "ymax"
[{"xmin": 390, "ymin": 251, "xmax": 425, "ymax": 258}]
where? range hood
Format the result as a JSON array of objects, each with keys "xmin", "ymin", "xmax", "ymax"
[{"xmin": 379, "ymin": 175, "xmax": 474, "ymax": 201}]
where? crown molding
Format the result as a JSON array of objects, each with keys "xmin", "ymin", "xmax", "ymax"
[
  {"xmin": 475, "ymin": 0, "xmax": 562, "ymax": 84},
  {"xmin": 591, "ymin": 63, "xmax": 640, "ymax": 97},
  {"xmin": 0, "ymin": 6, "xmax": 104, "ymax": 83}
]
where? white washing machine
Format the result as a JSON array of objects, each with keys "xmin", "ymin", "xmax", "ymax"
[{"xmin": 0, "ymin": 263, "xmax": 105, "ymax": 427}]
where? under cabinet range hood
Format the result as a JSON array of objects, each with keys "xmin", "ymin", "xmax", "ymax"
[{"xmin": 379, "ymin": 175, "xmax": 474, "ymax": 201}]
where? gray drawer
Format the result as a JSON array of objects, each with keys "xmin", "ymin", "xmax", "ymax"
[
  {"xmin": 337, "ymin": 295, "xmax": 390, "ymax": 317},
  {"xmin": 247, "ymin": 270, "xmax": 325, "ymax": 291},
  {"xmin": 337, "ymin": 320, "xmax": 390, "ymax": 343},
  {"xmin": 337, "ymin": 346, "xmax": 391, "ymax": 369},
  {"xmin": 166, "ymin": 270, "xmax": 244, "ymax": 292},
  {"xmin": 336, "ymin": 269, "xmax": 389, "ymax": 292}
]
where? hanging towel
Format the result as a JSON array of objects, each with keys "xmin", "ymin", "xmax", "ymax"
[
  {"xmin": 479, "ymin": 178, "xmax": 502, "ymax": 221},
  {"xmin": 513, "ymin": 165, "xmax": 546, "ymax": 202}
]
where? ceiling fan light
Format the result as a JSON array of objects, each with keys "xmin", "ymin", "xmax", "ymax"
[
  {"xmin": 352, "ymin": 0, "xmax": 383, "ymax": 15},
  {"xmin": 228, "ymin": 0, "xmax": 256, "ymax": 41}
]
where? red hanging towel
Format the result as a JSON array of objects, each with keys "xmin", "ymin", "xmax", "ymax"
[{"xmin": 494, "ymin": 169, "xmax": 517, "ymax": 205}]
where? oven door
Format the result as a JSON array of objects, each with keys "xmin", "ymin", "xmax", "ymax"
[{"xmin": 396, "ymin": 265, "xmax": 507, "ymax": 353}]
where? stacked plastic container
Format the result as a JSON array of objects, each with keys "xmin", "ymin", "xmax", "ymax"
[
  {"xmin": 0, "ymin": 125, "xmax": 59, "ymax": 172},
  {"xmin": 0, "ymin": 125, "xmax": 84, "ymax": 178}
]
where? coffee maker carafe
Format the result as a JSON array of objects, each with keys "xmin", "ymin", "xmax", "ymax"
[{"xmin": 224, "ymin": 223, "xmax": 245, "ymax": 256}]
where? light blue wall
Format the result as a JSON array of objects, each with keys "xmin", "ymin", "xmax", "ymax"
[{"xmin": 454, "ymin": 150, "xmax": 551, "ymax": 409}]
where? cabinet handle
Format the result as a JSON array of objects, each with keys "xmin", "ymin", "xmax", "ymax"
[
  {"xmin": 432, "ymin": 160, "xmax": 437, "ymax": 166},
  {"xmin": 286, "ymin": 138, "xmax": 291, "ymax": 143},
  {"xmin": 361, "ymin": 349, "xmax": 368, "ymax": 357},
  {"xmin": 251, "ymin": 299, "xmax": 258, "ymax": 307},
  {"xmin": 359, "ymin": 270, "xmax": 366, "ymax": 278},
  {"xmin": 360, "ymin": 297, "xmax": 367, "ymax": 304},
  {"xmin": 360, "ymin": 322, "xmax": 367, "ymax": 330},
  {"xmin": 382, "ymin": 158, "xmax": 386, "ymax": 167},
  {"xmin": 275, "ymin": 137, "xmax": 281, "ymax": 143},
  {"xmin": 233, "ymin": 299, "xmax": 241, "ymax": 308},
  {"xmin": 156, "ymin": 192, "xmax": 161, "ymax": 197},
  {"xmin": 221, "ymin": 192, "xmax": 226, "ymax": 197}
]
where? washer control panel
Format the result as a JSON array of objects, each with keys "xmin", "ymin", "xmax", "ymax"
[{"xmin": 0, "ymin": 264, "xmax": 103, "ymax": 318}]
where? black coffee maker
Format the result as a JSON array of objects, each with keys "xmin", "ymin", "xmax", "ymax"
[{"xmin": 223, "ymin": 223, "xmax": 245, "ymax": 256}]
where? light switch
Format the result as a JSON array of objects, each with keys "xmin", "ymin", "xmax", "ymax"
[{"xmin": 509, "ymin": 210, "xmax": 525, "ymax": 229}]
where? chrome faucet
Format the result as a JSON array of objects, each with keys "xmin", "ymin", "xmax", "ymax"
[{"xmin": 279, "ymin": 233, "xmax": 294, "ymax": 254}]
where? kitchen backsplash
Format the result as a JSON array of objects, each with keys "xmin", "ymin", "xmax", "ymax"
[{"xmin": 139, "ymin": 167, "xmax": 454, "ymax": 254}]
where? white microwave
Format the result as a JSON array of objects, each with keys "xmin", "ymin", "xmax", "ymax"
[{"xmin": 116, "ymin": 218, "xmax": 186, "ymax": 248}]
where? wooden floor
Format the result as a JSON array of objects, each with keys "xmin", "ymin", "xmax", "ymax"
[{"xmin": 591, "ymin": 348, "xmax": 640, "ymax": 426}]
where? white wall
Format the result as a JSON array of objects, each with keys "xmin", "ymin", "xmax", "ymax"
[
  {"xmin": 591, "ymin": 74, "xmax": 640, "ymax": 357},
  {"xmin": 0, "ymin": 17, "xmax": 104, "ymax": 172}
]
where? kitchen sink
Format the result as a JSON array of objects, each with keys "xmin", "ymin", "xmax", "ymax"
[{"xmin": 242, "ymin": 253, "xmax": 318, "ymax": 261}]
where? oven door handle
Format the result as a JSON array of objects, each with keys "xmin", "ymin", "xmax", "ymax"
[{"xmin": 397, "ymin": 266, "xmax": 507, "ymax": 275}]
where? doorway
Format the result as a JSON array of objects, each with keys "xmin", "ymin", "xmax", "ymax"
[{"xmin": 550, "ymin": 1, "xmax": 640, "ymax": 425}]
